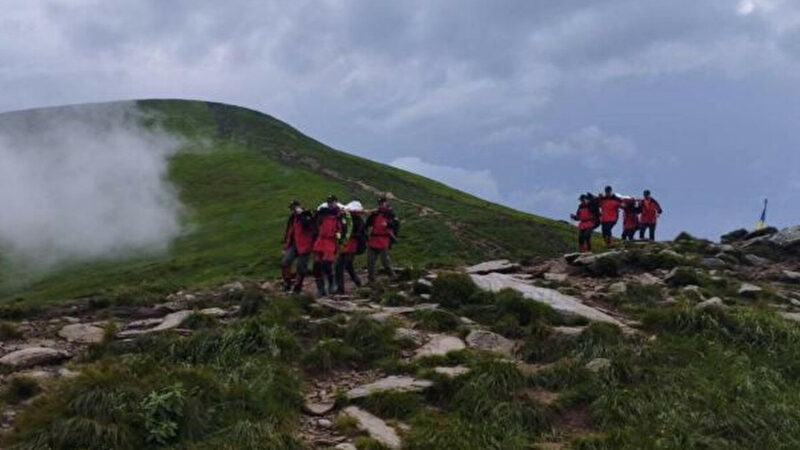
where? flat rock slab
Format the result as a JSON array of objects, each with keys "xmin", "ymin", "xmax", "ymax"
[
  {"xmin": 303, "ymin": 401, "xmax": 335, "ymax": 416},
  {"xmin": 552, "ymin": 326, "xmax": 587, "ymax": 336},
  {"xmin": 470, "ymin": 273, "xmax": 625, "ymax": 326},
  {"xmin": 199, "ymin": 307, "xmax": 231, "ymax": 318},
  {"xmin": 0, "ymin": 347, "xmax": 71, "ymax": 369},
  {"xmin": 433, "ymin": 366, "xmax": 470, "ymax": 378},
  {"xmin": 465, "ymin": 259, "xmax": 520, "ymax": 274},
  {"xmin": 738, "ymin": 283, "xmax": 763, "ymax": 296},
  {"xmin": 346, "ymin": 375, "xmax": 433, "ymax": 399},
  {"xmin": 413, "ymin": 334, "xmax": 466, "ymax": 359},
  {"xmin": 117, "ymin": 310, "xmax": 193, "ymax": 337},
  {"xmin": 316, "ymin": 298, "xmax": 372, "ymax": 313},
  {"xmin": 780, "ymin": 312, "xmax": 800, "ymax": 322},
  {"xmin": 58, "ymin": 323, "xmax": 105, "ymax": 344},
  {"xmin": 465, "ymin": 329, "xmax": 515, "ymax": 356},
  {"xmin": 342, "ymin": 406, "xmax": 401, "ymax": 449}
]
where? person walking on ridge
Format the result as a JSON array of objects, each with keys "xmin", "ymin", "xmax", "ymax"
[
  {"xmin": 571, "ymin": 194, "xmax": 597, "ymax": 252},
  {"xmin": 280, "ymin": 200, "xmax": 314, "ymax": 293},
  {"xmin": 621, "ymin": 197, "xmax": 640, "ymax": 241},
  {"xmin": 366, "ymin": 196, "xmax": 399, "ymax": 284},
  {"xmin": 312, "ymin": 195, "xmax": 344, "ymax": 297},
  {"xmin": 638, "ymin": 189, "xmax": 663, "ymax": 241},
  {"xmin": 598, "ymin": 186, "xmax": 622, "ymax": 247},
  {"xmin": 335, "ymin": 201, "xmax": 366, "ymax": 294}
]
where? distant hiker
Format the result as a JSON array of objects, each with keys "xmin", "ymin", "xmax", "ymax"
[
  {"xmin": 598, "ymin": 186, "xmax": 622, "ymax": 247},
  {"xmin": 335, "ymin": 201, "xmax": 366, "ymax": 294},
  {"xmin": 621, "ymin": 198, "xmax": 640, "ymax": 241},
  {"xmin": 638, "ymin": 189, "xmax": 663, "ymax": 241},
  {"xmin": 571, "ymin": 194, "xmax": 597, "ymax": 252},
  {"xmin": 312, "ymin": 195, "xmax": 344, "ymax": 297},
  {"xmin": 366, "ymin": 196, "xmax": 399, "ymax": 284},
  {"xmin": 281, "ymin": 200, "xmax": 315, "ymax": 293}
]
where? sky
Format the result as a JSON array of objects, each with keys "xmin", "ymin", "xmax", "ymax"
[{"xmin": 1, "ymin": 0, "xmax": 799, "ymax": 240}]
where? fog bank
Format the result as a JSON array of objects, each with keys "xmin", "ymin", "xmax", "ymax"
[{"xmin": 0, "ymin": 103, "xmax": 183, "ymax": 271}]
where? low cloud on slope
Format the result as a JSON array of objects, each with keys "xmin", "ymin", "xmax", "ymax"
[{"xmin": 0, "ymin": 103, "xmax": 183, "ymax": 270}]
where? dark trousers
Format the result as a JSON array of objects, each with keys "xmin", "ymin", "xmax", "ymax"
[
  {"xmin": 601, "ymin": 221, "xmax": 616, "ymax": 245},
  {"xmin": 578, "ymin": 228, "xmax": 593, "ymax": 252},
  {"xmin": 313, "ymin": 260, "xmax": 334, "ymax": 296},
  {"xmin": 621, "ymin": 228, "xmax": 637, "ymax": 241},
  {"xmin": 335, "ymin": 252, "xmax": 362, "ymax": 294},
  {"xmin": 280, "ymin": 245, "xmax": 309, "ymax": 292},
  {"xmin": 639, "ymin": 223, "xmax": 656, "ymax": 241},
  {"xmin": 367, "ymin": 247, "xmax": 395, "ymax": 282}
]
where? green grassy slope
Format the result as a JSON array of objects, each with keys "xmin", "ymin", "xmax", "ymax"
[{"xmin": 0, "ymin": 99, "xmax": 575, "ymax": 303}]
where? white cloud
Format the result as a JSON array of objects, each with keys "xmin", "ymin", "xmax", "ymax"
[
  {"xmin": 0, "ymin": 103, "xmax": 183, "ymax": 272},
  {"xmin": 390, "ymin": 156, "xmax": 501, "ymax": 201},
  {"xmin": 531, "ymin": 126, "xmax": 637, "ymax": 168}
]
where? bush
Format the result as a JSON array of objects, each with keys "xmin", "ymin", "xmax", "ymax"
[
  {"xmin": 141, "ymin": 383, "xmax": 185, "ymax": 445},
  {"xmin": 414, "ymin": 309, "xmax": 460, "ymax": 332},
  {"xmin": 0, "ymin": 321, "xmax": 22, "ymax": 340},
  {"xmin": 2, "ymin": 377, "xmax": 41, "ymax": 405},
  {"xmin": 360, "ymin": 391, "xmax": 424, "ymax": 420},
  {"xmin": 239, "ymin": 289, "xmax": 266, "ymax": 317},
  {"xmin": 343, "ymin": 315, "xmax": 399, "ymax": 365},
  {"xmin": 431, "ymin": 273, "xmax": 479, "ymax": 309},
  {"xmin": 665, "ymin": 267, "xmax": 702, "ymax": 287},
  {"xmin": 302, "ymin": 339, "xmax": 359, "ymax": 373}
]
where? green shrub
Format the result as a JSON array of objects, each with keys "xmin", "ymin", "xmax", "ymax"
[
  {"xmin": 239, "ymin": 289, "xmax": 265, "ymax": 317},
  {"xmin": 354, "ymin": 436, "xmax": 392, "ymax": 450},
  {"xmin": 431, "ymin": 273, "xmax": 479, "ymax": 309},
  {"xmin": 343, "ymin": 315, "xmax": 399, "ymax": 365},
  {"xmin": 0, "ymin": 321, "xmax": 22, "ymax": 340},
  {"xmin": 182, "ymin": 312, "xmax": 219, "ymax": 330},
  {"xmin": 141, "ymin": 383, "xmax": 185, "ymax": 445},
  {"xmin": 617, "ymin": 283, "xmax": 663, "ymax": 305},
  {"xmin": 302, "ymin": 339, "xmax": 359, "ymax": 373},
  {"xmin": 2, "ymin": 377, "xmax": 41, "ymax": 405},
  {"xmin": 665, "ymin": 267, "xmax": 702, "ymax": 287},
  {"xmin": 414, "ymin": 309, "xmax": 460, "ymax": 332},
  {"xmin": 359, "ymin": 391, "xmax": 424, "ymax": 420}
]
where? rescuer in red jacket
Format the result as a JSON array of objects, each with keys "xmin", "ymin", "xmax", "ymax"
[
  {"xmin": 638, "ymin": 189, "xmax": 663, "ymax": 241},
  {"xmin": 366, "ymin": 196, "xmax": 399, "ymax": 284},
  {"xmin": 621, "ymin": 198, "xmax": 640, "ymax": 241},
  {"xmin": 313, "ymin": 195, "xmax": 344, "ymax": 297},
  {"xmin": 335, "ymin": 201, "xmax": 366, "ymax": 295},
  {"xmin": 570, "ymin": 194, "xmax": 597, "ymax": 252},
  {"xmin": 598, "ymin": 186, "xmax": 622, "ymax": 247},
  {"xmin": 281, "ymin": 200, "xmax": 315, "ymax": 293}
]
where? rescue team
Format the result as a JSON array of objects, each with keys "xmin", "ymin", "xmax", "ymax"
[
  {"xmin": 281, "ymin": 195, "xmax": 400, "ymax": 296},
  {"xmin": 571, "ymin": 186, "xmax": 663, "ymax": 252}
]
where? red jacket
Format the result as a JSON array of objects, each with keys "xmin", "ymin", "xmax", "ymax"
[
  {"xmin": 284, "ymin": 211, "xmax": 314, "ymax": 254},
  {"xmin": 313, "ymin": 207, "xmax": 342, "ymax": 261},
  {"xmin": 342, "ymin": 213, "xmax": 365, "ymax": 254},
  {"xmin": 639, "ymin": 198, "xmax": 662, "ymax": 225},
  {"xmin": 367, "ymin": 208, "xmax": 396, "ymax": 250},
  {"xmin": 599, "ymin": 195, "xmax": 622, "ymax": 223},
  {"xmin": 574, "ymin": 205, "xmax": 596, "ymax": 230},
  {"xmin": 622, "ymin": 204, "xmax": 639, "ymax": 231}
]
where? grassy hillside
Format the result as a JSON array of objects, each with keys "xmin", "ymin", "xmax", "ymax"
[{"xmin": 0, "ymin": 99, "xmax": 575, "ymax": 303}]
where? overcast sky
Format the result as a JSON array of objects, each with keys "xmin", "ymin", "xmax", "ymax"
[{"xmin": 2, "ymin": 0, "xmax": 799, "ymax": 239}]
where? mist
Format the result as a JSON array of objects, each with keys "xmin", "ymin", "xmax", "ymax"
[{"xmin": 0, "ymin": 102, "xmax": 184, "ymax": 272}]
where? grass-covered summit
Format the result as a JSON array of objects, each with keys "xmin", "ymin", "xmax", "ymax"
[{"xmin": 0, "ymin": 99, "xmax": 573, "ymax": 304}]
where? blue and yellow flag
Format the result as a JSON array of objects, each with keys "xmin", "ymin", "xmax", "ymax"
[{"xmin": 756, "ymin": 198, "xmax": 768, "ymax": 230}]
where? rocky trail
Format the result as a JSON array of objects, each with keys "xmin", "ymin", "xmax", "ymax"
[{"xmin": 1, "ymin": 225, "xmax": 799, "ymax": 448}]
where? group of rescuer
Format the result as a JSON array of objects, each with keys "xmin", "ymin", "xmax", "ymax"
[
  {"xmin": 281, "ymin": 195, "xmax": 399, "ymax": 296},
  {"xmin": 571, "ymin": 186, "xmax": 663, "ymax": 252}
]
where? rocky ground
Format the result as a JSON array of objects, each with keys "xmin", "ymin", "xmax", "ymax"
[{"xmin": 0, "ymin": 224, "xmax": 798, "ymax": 449}]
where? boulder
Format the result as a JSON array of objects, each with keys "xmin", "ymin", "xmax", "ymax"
[
  {"xmin": 58, "ymin": 323, "xmax": 105, "ymax": 344},
  {"xmin": 465, "ymin": 260, "xmax": 520, "ymax": 274},
  {"xmin": 744, "ymin": 254, "xmax": 771, "ymax": 267},
  {"xmin": 199, "ymin": 307, "xmax": 231, "ymax": 318},
  {"xmin": 695, "ymin": 297, "xmax": 724, "ymax": 310},
  {"xmin": 700, "ymin": 257, "xmax": 727, "ymax": 269},
  {"xmin": 394, "ymin": 328, "xmax": 426, "ymax": 345},
  {"xmin": 738, "ymin": 283, "xmax": 763, "ymax": 297},
  {"xmin": 413, "ymin": 334, "xmax": 466, "ymax": 359},
  {"xmin": 346, "ymin": 376, "xmax": 433, "ymax": 400},
  {"xmin": 303, "ymin": 401, "xmax": 335, "ymax": 416},
  {"xmin": 471, "ymin": 273, "xmax": 625, "ymax": 326},
  {"xmin": 585, "ymin": 358, "xmax": 611, "ymax": 372},
  {"xmin": 636, "ymin": 273, "xmax": 662, "ymax": 286},
  {"xmin": 465, "ymin": 329, "xmax": 515, "ymax": 356},
  {"xmin": 770, "ymin": 225, "xmax": 800, "ymax": 249},
  {"xmin": 721, "ymin": 229, "xmax": 748, "ymax": 244},
  {"xmin": 744, "ymin": 227, "xmax": 779, "ymax": 241},
  {"xmin": 781, "ymin": 270, "xmax": 800, "ymax": 284},
  {"xmin": 342, "ymin": 406, "xmax": 401, "ymax": 449},
  {"xmin": 0, "ymin": 347, "xmax": 71, "ymax": 369},
  {"xmin": 544, "ymin": 272, "xmax": 568, "ymax": 283},
  {"xmin": 664, "ymin": 267, "xmax": 701, "ymax": 287},
  {"xmin": 432, "ymin": 366, "xmax": 470, "ymax": 378},
  {"xmin": 608, "ymin": 282, "xmax": 627, "ymax": 294}
]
